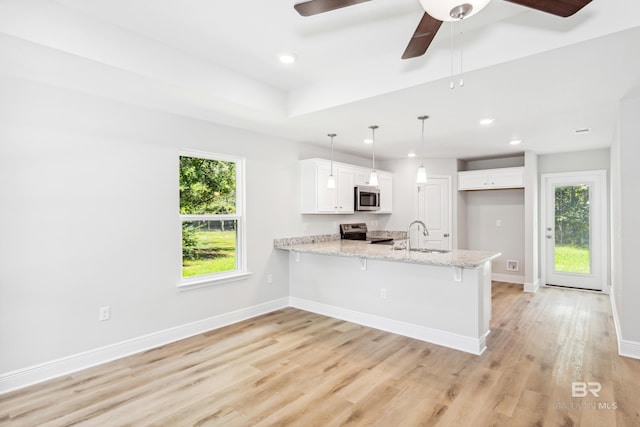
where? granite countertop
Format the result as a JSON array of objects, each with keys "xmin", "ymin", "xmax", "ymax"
[{"xmin": 274, "ymin": 237, "xmax": 500, "ymax": 269}]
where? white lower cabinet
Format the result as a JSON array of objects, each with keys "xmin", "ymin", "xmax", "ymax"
[{"xmin": 458, "ymin": 166, "xmax": 524, "ymax": 191}]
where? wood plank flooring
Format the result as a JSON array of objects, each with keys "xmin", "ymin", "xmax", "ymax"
[{"xmin": 1, "ymin": 282, "xmax": 639, "ymax": 426}]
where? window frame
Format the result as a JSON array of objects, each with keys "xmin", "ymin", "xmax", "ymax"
[{"xmin": 178, "ymin": 150, "xmax": 250, "ymax": 290}]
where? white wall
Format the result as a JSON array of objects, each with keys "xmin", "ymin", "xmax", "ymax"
[
  {"xmin": 0, "ymin": 75, "xmax": 299, "ymax": 375},
  {"xmin": 611, "ymin": 96, "xmax": 640, "ymax": 354},
  {"xmin": 465, "ymin": 190, "xmax": 525, "ymax": 278},
  {"xmin": 538, "ymin": 148, "xmax": 610, "ymax": 174},
  {"xmin": 524, "ymin": 151, "xmax": 539, "ymax": 290},
  {"xmin": 463, "ymin": 155, "xmax": 525, "ymax": 170}
]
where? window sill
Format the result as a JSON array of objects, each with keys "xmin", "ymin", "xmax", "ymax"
[{"xmin": 177, "ymin": 271, "xmax": 253, "ymax": 291}]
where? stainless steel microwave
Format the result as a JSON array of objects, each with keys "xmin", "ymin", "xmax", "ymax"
[{"xmin": 354, "ymin": 185, "xmax": 380, "ymax": 211}]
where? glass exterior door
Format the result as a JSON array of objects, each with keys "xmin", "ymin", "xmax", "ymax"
[
  {"xmin": 543, "ymin": 172, "xmax": 606, "ymax": 291},
  {"xmin": 553, "ymin": 185, "xmax": 591, "ymax": 275}
]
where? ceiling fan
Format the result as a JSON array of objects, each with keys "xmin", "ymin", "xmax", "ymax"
[{"xmin": 294, "ymin": 0, "xmax": 593, "ymax": 59}]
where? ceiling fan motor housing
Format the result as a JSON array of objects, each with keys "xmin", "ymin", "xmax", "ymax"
[{"xmin": 419, "ymin": 0, "xmax": 491, "ymax": 21}]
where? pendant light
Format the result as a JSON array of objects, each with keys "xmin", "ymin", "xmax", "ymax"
[
  {"xmin": 416, "ymin": 115, "xmax": 429, "ymax": 184},
  {"xmin": 368, "ymin": 125, "xmax": 379, "ymax": 187},
  {"xmin": 327, "ymin": 133, "xmax": 337, "ymax": 189}
]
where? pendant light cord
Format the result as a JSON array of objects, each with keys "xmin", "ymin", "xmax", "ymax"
[
  {"xmin": 450, "ymin": 22, "xmax": 454, "ymax": 90},
  {"xmin": 450, "ymin": 19, "xmax": 465, "ymax": 88},
  {"xmin": 328, "ymin": 133, "xmax": 335, "ymax": 175},
  {"xmin": 369, "ymin": 126, "xmax": 378, "ymax": 172},
  {"xmin": 421, "ymin": 117, "xmax": 425, "ymax": 166},
  {"xmin": 459, "ymin": 19, "xmax": 464, "ymax": 87}
]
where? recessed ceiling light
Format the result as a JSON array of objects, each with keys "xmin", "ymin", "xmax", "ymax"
[
  {"xmin": 479, "ymin": 118, "xmax": 495, "ymax": 126},
  {"xmin": 509, "ymin": 139, "xmax": 522, "ymax": 146},
  {"xmin": 408, "ymin": 153, "xmax": 416, "ymax": 158},
  {"xmin": 278, "ymin": 53, "xmax": 297, "ymax": 64},
  {"xmin": 363, "ymin": 138, "xmax": 373, "ymax": 144}
]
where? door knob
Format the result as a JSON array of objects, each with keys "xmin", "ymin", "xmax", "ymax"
[
  {"xmin": 546, "ymin": 235, "xmax": 553, "ymax": 239},
  {"xmin": 443, "ymin": 233, "xmax": 450, "ymax": 237},
  {"xmin": 546, "ymin": 227, "xmax": 552, "ymax": 231}
]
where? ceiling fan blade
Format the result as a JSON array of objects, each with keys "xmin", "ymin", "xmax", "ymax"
[
  {"xmin": 402, "ymin": 13, "xmax": 442, "ymax": 59},
  {"xmin": 503, "ymin": 0, "xmax": 592, "ymax": 17},
  {"xmin": 294, "ymin": 0, "xmax": 372, "ymax": 17}
]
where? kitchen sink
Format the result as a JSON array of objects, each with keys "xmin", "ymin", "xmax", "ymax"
[{"xmin": 409, "ymin": 248, "xmax": 451, "ymax": 254}]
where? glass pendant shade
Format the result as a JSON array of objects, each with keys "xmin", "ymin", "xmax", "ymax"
[
  {"xmin": 419, "ymin": 0, "xmax": 491, "ymax": 21},
  {"xmin": 369, "ymin": 171, "xmax": 379, "ymax": 187},
  {"xmin": 416, "ymin": 165, "xmax": 427, "ymax": 184},
  {"xmin": 327, "ymin": 174, "xmax": 336, "ymax": 189}
]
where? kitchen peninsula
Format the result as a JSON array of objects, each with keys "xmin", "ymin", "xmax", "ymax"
[{"xmin": 275, "ymin": 236, "xmax": 500, "ymax": 355}]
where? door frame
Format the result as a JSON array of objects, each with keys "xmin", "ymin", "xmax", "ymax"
[
  {"xmin": 540, "ymin": 170, "xmax": 608, "ymax": 293},
  {"xmin": 414, "ymin": 175, "xmax": 453, "ymax": 250}
]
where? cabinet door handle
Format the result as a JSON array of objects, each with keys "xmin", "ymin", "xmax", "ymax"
[{"xmin": 443, "ymin": 233, "xmax": 450, "ymax": 238}]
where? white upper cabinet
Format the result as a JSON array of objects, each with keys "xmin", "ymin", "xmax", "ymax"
[
  {"xmin": 377, "ymin": 172, "xmax": 393, "ymax": 213},
  {"xmin": 458, "ymin": 166, "xmax": 524, "ymax": 191},
  {"xmin": 300, "ymin": 159, "xmax": 392, "ymax": 214},
  {"xmin": 301, "ymin": 159, "xmax": 355, "ymax": 214}
]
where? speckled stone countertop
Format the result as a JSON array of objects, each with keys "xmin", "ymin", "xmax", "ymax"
[{"xmin": 274, "ymin": 238, "xmax": 500, "ymax": 269}]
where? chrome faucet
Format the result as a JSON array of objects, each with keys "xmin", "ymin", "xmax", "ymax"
[{"xmin": 407, "ymin": 220, "xmax": 429, "ymax": 252}]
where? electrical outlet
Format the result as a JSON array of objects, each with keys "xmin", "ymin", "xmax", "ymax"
[
  {"xmin": 496, "ymin": 219, "xmax": 502, "ymax": 227},
  {"xmin": 380, "ymin": 288, "xmax": 387, "ymax": 299},
  {"xmin": 99, "ymin": 306, "xmax": 110, "ymax": 322},
  {"xmin": 267, "ymin": 274, "xmax": 273, "ymax": 284}
]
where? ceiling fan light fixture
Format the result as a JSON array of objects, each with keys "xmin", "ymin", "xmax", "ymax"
[{"xmin": 419, "ymin": 0, "xmax": 491, "ymax": 22}]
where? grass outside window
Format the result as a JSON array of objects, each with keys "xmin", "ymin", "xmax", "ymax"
[{"xmin": 554, "ymin": 245, "xmax": 590, "ymax": 274}]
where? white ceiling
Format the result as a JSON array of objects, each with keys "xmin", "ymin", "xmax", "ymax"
[{"xmin": 2, "ymin": 0, "xmax": 640, "ymax": 160}]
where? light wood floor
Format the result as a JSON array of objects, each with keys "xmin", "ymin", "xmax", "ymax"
[{"xmin": 1, "ymin": 282, "xmax": 639, "ymax": 426}]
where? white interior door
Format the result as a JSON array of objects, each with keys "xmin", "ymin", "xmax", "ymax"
[
  {"xmin": 542, "ymin": 171, "xmax": 607, "ymax": 291},
  {"xmin": 415, "ymin": 177, "xmax": 452, "ymax": 250}
]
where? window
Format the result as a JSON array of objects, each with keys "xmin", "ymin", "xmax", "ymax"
[{"xmin": 179, "ymin": 151, "xmax": 248, "ymax": 287}]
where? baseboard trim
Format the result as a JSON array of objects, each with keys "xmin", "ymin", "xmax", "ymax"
[
  {"xmin": 524, "ymin": 278, "xmax": 540, "ymax": 293},
  {"xmin": 610, "ymin": 290, "xmax": 623, "ymax": 353},
  {"xmin": 289, "ymin": 297, "xmax": 487, "ymax": 356},
  {"xmin": 0, "ymin": 298, "xmax": 289, "ymax": 394},
  {"xmin": 609, "ymin": 291, "xmax": 640, "ymax": 360},
  {"xmin": 619, "ymin": 340, "xmax": 640, "ymax": 360},
  {"xmin": 492, "ymin": 273, "xmax": 525, "ymax": 284}
]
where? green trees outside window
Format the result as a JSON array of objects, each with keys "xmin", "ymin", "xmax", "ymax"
[
  {"xmin": 179, "ymin": 155, "xmax": 240, "ymax": 278},
  {"xmin": 554, "ymin": 185, "xmax": 591, "ymax": 274}
]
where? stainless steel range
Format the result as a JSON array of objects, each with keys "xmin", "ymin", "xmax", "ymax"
[{"xmin": 339, "ymin": 223, "xmax": 393, "ymax": 244}]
